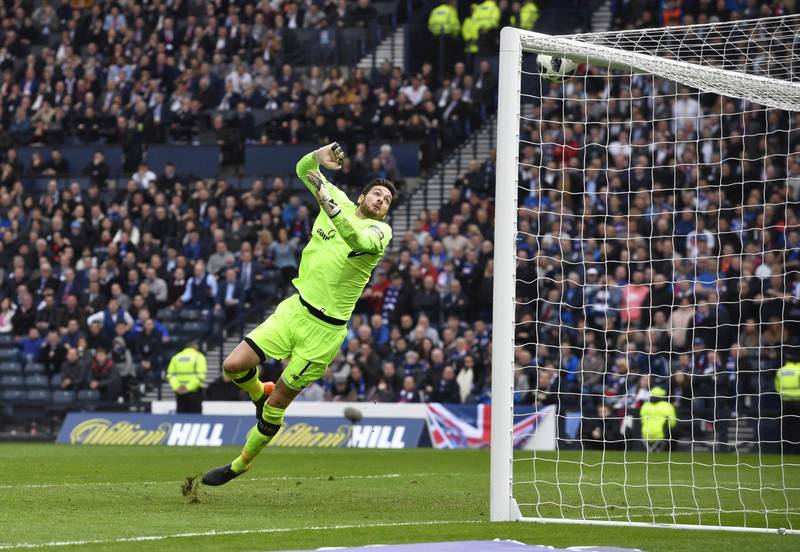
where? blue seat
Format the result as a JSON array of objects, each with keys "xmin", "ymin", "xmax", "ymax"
[
  {"xmin": 51, "ymin": 389, "xmax": 75, "ymax": 404},
  {"xmin": 50, "ymin": 373, "xmax": 62, "ymax": 388},
  {"xmin": 1, "ymin": 389, "xmax": 25, "ymax": 402},
  {"xmin": 24, "ymin": 362, "xmax": 46, "ymax": 374},
  {"xmin": 0, "ymin": 334, "xmax": 15, "ymax": 346},
  {"xmin": 24, "ymin": 374, "xmax": 49, "ymax": 389},
  {"xmin": 0, "ymin": 348, "xmax": 19, "ymax": 360},
  {"xmin": 77, "ymin": 389, "xmax": 100, "ymax": 403},
  {"xmin": 0, "ymin": 375, "xmax": 24, "ymax": 388},
  {"xmin": 25, "ymin": 389, "xmax": 51, "ymax": 403},
  {"xmin": 0, "ymin": 362, "xmax": 23, "ymax": 375}
]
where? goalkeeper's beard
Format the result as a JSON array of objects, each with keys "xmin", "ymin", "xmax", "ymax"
[{"xmin": 357, "ymin": 200, "xmax": 385, "ymax": 221}]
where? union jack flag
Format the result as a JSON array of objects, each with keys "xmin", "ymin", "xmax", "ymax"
[{"xmin": 426, "ymin": 403, "xmax": 554, "ymax": 449}]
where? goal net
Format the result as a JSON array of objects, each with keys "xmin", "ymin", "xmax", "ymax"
[{"xmin": 491, "ymin": 17, "xmax": 800, "ymax": 534}]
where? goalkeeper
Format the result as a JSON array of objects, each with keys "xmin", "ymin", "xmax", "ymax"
[{"xmin": 202, "ymin": 143, "xmax": 395, "ymax": 486}]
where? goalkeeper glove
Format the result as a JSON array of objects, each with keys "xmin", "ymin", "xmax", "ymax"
[{"xmin": 307, "ymin": 170, "xmax": 341, "ymax": 218}]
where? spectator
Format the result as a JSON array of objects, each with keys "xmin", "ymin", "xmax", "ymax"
[
  {"xmin": 88, "ymin": 347, "xmax": 122, "ymax": 401},
  {"xmin": 131, "ymin": 163, "xmax": 157, "ymax": 189},
  {"xmin": 178, "ymin": 260, "xmax": 218, "ymax": 310},
  {"xmin": 87, "ymin": 298, "xmax": 134, "ymax": 341},
  {"xmin": 398, "ymin": 375, "xmax": 421, "ymax": 403},
  {"xmin": 83, "ymin": 151, "xmax": 110, "ymax": 188},
  {"xmin": 582, "ymin": 403, "xmax": 625, "ymax": 450},
  {"xmin": 0, "ymin": 297, "xmax": 16, "ymax": 333},
  {"xmin": 134, "ymin": 318, "xmax": 165, "ymax": 391},
  {"xmin": 215, "ymin": 268, "xmax": 244, "ymax": 325},
  {"xmin": 431, "ymin": 364, "xmax": 461, "ymax": 403},
  {"xmin": 60, "ymin": 347, "xmax": 88, "ymax": 391},
  {"xmin": 270, "ymin": 228, "xmax": 299, "ymax": 287},
  {"xmin": 19, "ymin": 327, "xmax": 43, "ymax": 363},
  {"xmin": 412, "ymin": 275, "xmax": 441, "ymax": 321}
]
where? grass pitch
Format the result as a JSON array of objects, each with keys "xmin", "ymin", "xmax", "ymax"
[{"xmin": 0, "ymin": 444, "xmax": 798, "ymax": 551}]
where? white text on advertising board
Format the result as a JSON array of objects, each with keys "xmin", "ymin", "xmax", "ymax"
[{"xmin": 347, "ymin": 425, "xmax": 407, "ymax": 448}]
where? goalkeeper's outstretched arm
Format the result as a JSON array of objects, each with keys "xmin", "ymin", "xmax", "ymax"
[
  {"xmin": 295, "ymin": 142, "xmax": 349, "ymax": 206},
  {"xmin": 295, "ymin": 143, "xmax": 389, "ymax": 255}
]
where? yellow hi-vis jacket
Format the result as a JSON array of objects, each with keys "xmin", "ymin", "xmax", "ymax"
[
  {"xmin": 776, "ymin": 362, "xmax": 800, "ymax": 401},
  {"xmin": 640, "ymin": 399, "xmax": 677, "ymax": 442},
  {"xmin": 472, "ymin": 0, "xmax": 501, "ymax": 33},
  {"xmin": 520, "ymin": 1, "xmax": 540, "ymax": 30},
  {"xmin": 462, "ymin": 16, "xmax": 479, "ymax": 53},
  {"xmin": 428, "ymin": 3, "xmax": 460, "ymax": 36},
  {"xmin": 167, "ymin": 347, "xmax": 207, "ymax": 393}
]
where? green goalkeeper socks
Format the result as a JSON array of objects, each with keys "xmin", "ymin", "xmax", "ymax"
[
  {"xmin": 231, "ymin": 404, "xmax": 286, "ymax": 474},
  {"xmin": 230, "ymin": 367, "xmax": 264, "ymax": 402}
]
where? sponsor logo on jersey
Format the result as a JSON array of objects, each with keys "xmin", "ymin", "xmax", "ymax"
[{"xmin": 316, "ymin": 228, "xmax": 336, "ymax": 241}]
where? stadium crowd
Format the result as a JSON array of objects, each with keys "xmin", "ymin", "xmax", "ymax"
[
  {"xmin": 511, "ymin": 69, "xmax": 798, "ymax": 452},
  {"xmin": 0, "ymin": 0, "xmax": 496, "ymax": 173},
  {"xmin": 0, "ymin": 0, "xmax": 503, "ymax": 408},
  {"xmin": 0, "ymin": 0, "xmax": 798, "ymax": 437}
]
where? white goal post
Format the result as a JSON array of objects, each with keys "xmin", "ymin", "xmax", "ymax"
[{"xmin": 491, "ymin": 18, "xmax": 800, "ymax": 534}]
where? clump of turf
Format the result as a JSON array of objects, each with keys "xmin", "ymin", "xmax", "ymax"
[{"xmin": 181, "ymin": 475, "xmax": 201, "ymax": 503}]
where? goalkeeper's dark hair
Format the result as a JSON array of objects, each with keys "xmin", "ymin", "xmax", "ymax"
[{"xmin": 361, "ymin": 178, "xmax": 397, "ymax": 205}]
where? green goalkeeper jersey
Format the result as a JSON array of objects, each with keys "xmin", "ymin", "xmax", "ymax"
[{"xmin": 293, "ymin": 152, "xmax": 392, "ymax": 321}]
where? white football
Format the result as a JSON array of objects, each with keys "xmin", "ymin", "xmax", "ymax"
[{"xmin": 536, "ymin": 54, "xmax": 579, "ymax": 83}]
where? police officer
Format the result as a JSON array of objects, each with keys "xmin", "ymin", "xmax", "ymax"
[
  {"xmin": 640, "ymin": 387, "xmax": 677, "ymax": 451},
  {"xmin": 471, "ymin": 0, "xmax": 501, "ymax": 56},
  {"xmin": 776, "ymin": 351, "xmax": 800, "ymax": 454},
  {"xmin": 428, "ymin": 0, "xmax": 461, "ymax": 79},
  {"xmin": 520, "ymin": 0, "xmax": 540, "ymax": 30},
  {"xmin": 427, "ymin": 0, "xmax": 460, "ymax": 36},
  {"xmin": 505, "ymin": 1, "xmax": 539, "ymax": 30},
  {"xmin": 167, "ymin": 340, "xmax": 207, "ymax": 413},
  {"xmin": 462, "ymin": 15, "xmax": 479, "ymax": 66}
]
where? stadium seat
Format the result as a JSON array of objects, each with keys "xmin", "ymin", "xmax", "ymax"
[
  {"xmin": 0, "ymin": 334, "xmax": 15, "ymax": 346},
  {"xmin": 179, "ymin": 309, "xmax": 201, "ymax": 321},
  {"xmin": 50, "ymin": 374, "xmax": 62, "ymax": 388},
  {"xmin": 51, "ymin": 389, "xmax": 75, "ymax": 405},
  {"xmin": 25, "ymin": 389, "xmax": 51, "ymax": 403},
  {"xmin": 77, "ymin": 389, "xmax": 101, "ymax": 403},
  {"xmin": 181, "ymin": 321, "xmax": 208, "ymax": 335},
  {"xmin": 0, "ymin": 362, "xmax": 23, "ymax": 375},
  {"xmin": 1, "ymin": 389, "xmax": 25, "ymax": 403},
  {"xmin": 24, "ymin": 375, "xmax": 49, "ymax": 389},
  {"xmin": 162, "ymin": 321, "xmax": 180, "ymax": 334},
  {"xmin": 163, "ymin": 335, "xmax": 183, "ymax": 346},
  {"xmin": 157, "ymin": 308, "xmax": 178, "ymax": 321},
  {"xmin": 24, "ymin": 363, "xmax": 46, "ymax": 375},
  {"xmin": 0, "ymin": 348, "xmax": 19, "ymax": 360},
  {"xmin": 0, "ymin": 375, "xmax": 24, "ymax": 388}
]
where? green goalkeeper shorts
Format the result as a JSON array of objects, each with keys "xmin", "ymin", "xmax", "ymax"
[{"xmin": 244, "ymin": 294, "xmax": 347, "ymax": 390}]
